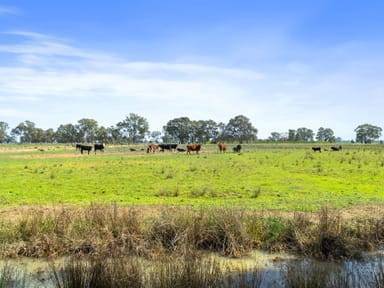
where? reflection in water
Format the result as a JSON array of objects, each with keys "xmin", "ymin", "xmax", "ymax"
[{"xmin": 1, "ymin": 250, "xmax": 384, "ymax": 287}]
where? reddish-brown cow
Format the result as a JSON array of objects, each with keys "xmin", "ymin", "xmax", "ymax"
[
  {"xmin": 147, "ymin": 144, "xmax": 159, "ymax": 153},
  {"xmin": 218, "ymin": 143, "xmax": 227, "ymax": 153},
  {"xmin": 186, "ymin": 144, "xmax": 201, "ymax": 154}
]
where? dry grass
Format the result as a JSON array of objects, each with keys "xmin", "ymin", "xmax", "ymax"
[{"xmin": 0, "ymin": 204, "xmax": 383, "ymax": 260}]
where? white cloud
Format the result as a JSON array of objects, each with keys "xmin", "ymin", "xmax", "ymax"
[{"xmin": 0, "ymin": 31, "xmax": 383, "ymax": 140}]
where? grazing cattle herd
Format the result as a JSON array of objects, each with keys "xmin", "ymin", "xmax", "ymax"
[
  {"xmin": 312, "ymin": 145, "xmax": 343, "ymax": 152},
  {"xmin": 75, "ymin": 142, "xmax": 343, "ymax": 156}
]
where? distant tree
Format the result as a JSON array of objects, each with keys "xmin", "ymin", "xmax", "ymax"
[
  {"xmin": 354, "ymin": 123, "xmax": 382, "ymax": 143},
  {"xmin": 163, "ymin": 117, "xmax": 193, "ymax": 143},
  {"xmin": 0, "ymin": 121, "xmax": 12, "ymax": 143},
  {"xmin": 106, "ymin": 126, "xmax": 123, "ymax": 144},
  {"xmin": 95, "ymin": 126, "xmax": 109, "ymax": 144},
  {"xmin": 32, "ymin": 127, "xmax": 45, "ymax": 143},
  {"xmin": 116, "ymin": 113, "xmax": 149, "ymax": 144},
  {"xmin": 149, "ymin": 131, "xmax": 162, "ymax": 143},
  {"xmin": 269, "ymin": 132, "xmax": 282, "ymax": 142},
  {"xmin": 215, "ymin": 122, "xmax": 226, "ymax": 142},
  {"xmin": 224, "ymin": 115, "xmax": 258, "ymax": 143},
  {"xmin": 55, "ymin": 123, "xmax": 78, "ymax": 143},
  {"xmin": 43, "ymin": 128, "xmax": 55, "ymax": 143},
  {"xmin": 295, "ymin": 127, "xmax": 314, "ymax": 142},
  {"xmin": 288, "ymin": 129, "xmax": 296, "ymax": 141},
  {"xmin": 193, "ymin": 120, "xmax": 218, "ymax": 143},
  {"xmin": 11, "ymin": 120, "xmax": 37, "ymax": 143},
  {"xmin": 161, "ymin": 133, "xmax": 173, "ymax": 143},
  {"xmin": 11, "ymin": 121, "xmax": 51, "ymax": 143},
  {"xmin": 76, "ymin": 118, "xmax": 98, "ymax": 143},
  {"xmin": 316, "ymin": 127, "xmax": 336, "ymax": 142}
]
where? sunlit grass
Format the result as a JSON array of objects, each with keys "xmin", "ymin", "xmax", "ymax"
[{"xmin": 0, "ymin": 144, "xmax": 383, "ymax": 210}]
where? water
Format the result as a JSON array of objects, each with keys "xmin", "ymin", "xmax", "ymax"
[
  {"xmin": 1, "ymin": 250, "xmax": 384, "ymax": 287},
  {"xmin": 214, "ymin": 250, "xmax": 384, "ymax": 287}
]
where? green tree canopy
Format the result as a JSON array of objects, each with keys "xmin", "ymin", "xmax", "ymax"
[
  {"xmin": 295, "ymin": 127, "xmax": 314, "ymax": 142},
  {"xmin": 95, "ymin": 126, "xmax": 109, "ymax": 144},
  {"xmin": 76, "ymin": 118, "xmax": 98, "ymax": 143},
  {"xmin": 354, "ymin": 123, "xmax": 382, "ymax": 143},
  {"xmin": 11, "ymin": 120, "xmax": 36, "ymax": 143},
  {"xmin": 117, "ymin": 113, "xmax": 149, "ymax": 143},
  {"xmin": 224, "ymin": 115, "xmax": 258, "ymax": 143},
  {"xmin": 55, "ymin": 123, "xmax": 78, "ymax": 143},
  {"xmin": 316, "ymin": 127, "xmax": 336, "ymax": 142},
  {"xmin": 269, "ymin": 132, "xmax": 282, "ymax": 142},
  {"xmin": 192, "ymin": 120, "xmax": 219, "ymax": 143},
  {"xmin": 0, "ymin": 121, "xmax": 12, "ymax": 143},
  {"xmin": 163, "ymin": 117, "xmax": 193, "ymax": 144},
  {"xmin": 288, "ymin": 129, "xmax": 296, "ymax": 141}
]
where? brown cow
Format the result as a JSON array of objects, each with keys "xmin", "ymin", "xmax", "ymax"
[
  {"xmin": 218, "ymin": 143, "xmax": 227, "ymax": 153},
  {"xmin": 147, "ymin": 144, "xmax": 159, "ymax": 153},
  {"xmin": 186, "ymin": 144, "xmax": 201, "ymax": 154}
]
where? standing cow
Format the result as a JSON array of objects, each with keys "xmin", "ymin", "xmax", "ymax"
[
  {"xmin": 331, "ymin": 145, "xmax": 342, "ymax": 151},
  {"xmin": 94, "ymin": 143, "xmax": 105, "ymax": 154},
  {"xmin": 218, "ymin": 143, "xmax": 227, "ymax": 153},
  {"xmin": 159, "ymin": 143, "xmax": 178, "ymax": 152},
  {"xmin": 187, "ymin": 144, "xmax": 201, "ymax": 154},
  {"xmin": 78, "ymin": 145, "xmax": 92, "ymax": 155},
  {"xmin": 233, "ymin": 144, "xmax": 242, "ymax": 153},
  {"xmin": 147, "ymin": 144, "xmax": 159, "ymax": 153},
  {"xmin": 312, "ymin": 147, "xmax": 321, "ymax": 152}
]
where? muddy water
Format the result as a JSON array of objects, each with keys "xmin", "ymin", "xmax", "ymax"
[{"xmin": 1, "ymin": 250, "xmax": 384, "ymax": 287}]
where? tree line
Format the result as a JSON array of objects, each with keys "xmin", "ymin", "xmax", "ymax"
[{"xmin": 0, "ymin": 114, "xmax": 382, "ymax": 144}]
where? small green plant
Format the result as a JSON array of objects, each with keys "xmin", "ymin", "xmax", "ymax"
[
  {"xmin": 250, "ymin": 187, "xmax": 261, "ymax": 198},
  {"xmin": 262, "ymin": 217, "xmax": 288, "ymax": 245}
]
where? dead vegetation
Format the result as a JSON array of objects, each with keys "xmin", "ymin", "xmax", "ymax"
[{"xmin": 0, "ymin": 204, "xmax": 383, "ymax": 261}]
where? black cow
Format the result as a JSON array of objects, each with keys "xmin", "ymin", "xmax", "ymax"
[
  {"xmin": 312, "ymin": 147, "xmax": 321, "ymax": 152},
  {"xmin": 94, "ymin": 143, "xmax": 105, "ymax": 154},
  {"xmin": 331, "ymin": 145, "xmax": 342, "ymax": 151},
  {"xmin": 177, "ymin": 148, "xmax": 186, "ymax": 152},
  {"xmin": 159, "ymin": 143, "xmax": 178, "ymax": 152},
  {"xmin": 233, "ymin": 144, "xmax": 242, "ymax": 153},
  {"xmin": 79, "ymin": 145, "xmax": 92, "ymax": 155}
]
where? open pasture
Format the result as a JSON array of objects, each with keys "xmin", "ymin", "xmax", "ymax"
[{"xmin": 0, "ymin": 143, "xmax": 383, "ymax": 211}]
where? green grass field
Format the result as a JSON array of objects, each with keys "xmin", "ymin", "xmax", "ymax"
[{"xmin": 0, "ymin": 143, "xmax": 383, "ymax": 211}]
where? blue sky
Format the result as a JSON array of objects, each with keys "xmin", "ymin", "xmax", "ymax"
[{"xmin": 0, "ymin": 0, "xmax": 383, "ymax": 140}]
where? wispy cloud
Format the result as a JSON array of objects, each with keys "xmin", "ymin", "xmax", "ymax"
[
  {"xmin": 1, "ymin": 31, "xmax": 110, "ymax": 61},
  {"xmin": 0, "ymin": 31, "xmax": 383, "ymax": 139},
  {"xmin": 0, "ymin": 31, "xmax": 266, "ymax": 129},
  {"xmin": 0, "ymin": 6, "xmax": 19, "ymax": 15}
]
